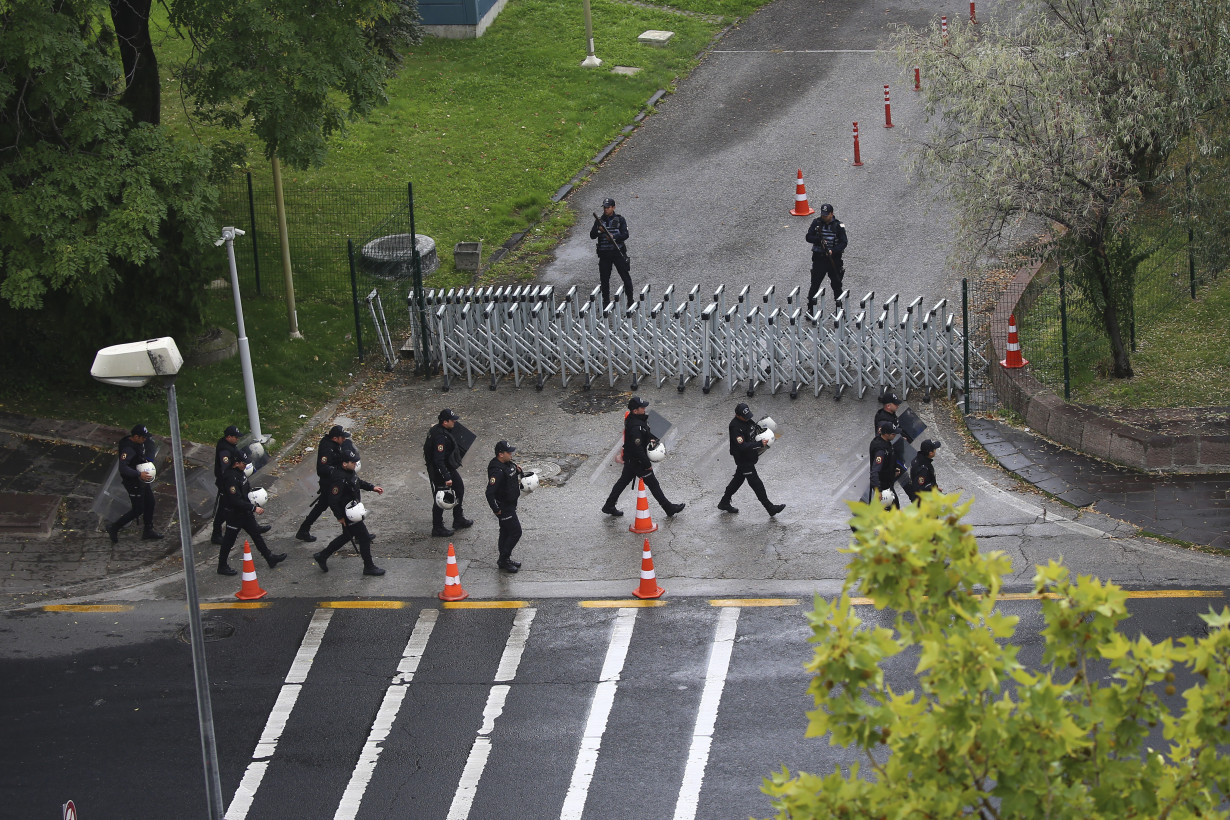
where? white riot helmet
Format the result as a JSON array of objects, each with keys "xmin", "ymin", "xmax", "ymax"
[
  {"xmin": 519, "ymin": 471, "xmax": 540, "ymax": 493},
  {"xmin": 137, "ymin": 462, "xmax": 156, "ymax": 483},
  {"xmin": 435, "ymin": 488, "xmax": 458, "ymax": 510},
  {"xmin": 755, "ymin": 428, "xmax": 775, "ymax": 446},
  {"xmin": 880, "ymin": 488, "xmax": 897, "ymax": 510},
  {"xmin": 247, "ymin": 488, "xmax": 268, "ymax": 507},
  {"xmin": 647, "ymin": 441, "xmax": 666, "ymax": 463},
  {"xmin": 758, "ymin": 416, "xmax": 778, "ymax": 433},
  {"xmin": 243, "ymin": 462, "xmax": 255, "ymax": 478},
  {"xmin": 353, "ymin": 460, "xmax": 362, "ymax": 472},
  {"xmin": 345, "ymin": 500, "xmax": 367, "ymax": 523}
]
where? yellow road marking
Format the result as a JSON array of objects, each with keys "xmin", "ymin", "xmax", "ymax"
[
  {"xmin": 318, "ymin": 600, "xmax": 407, "ymax": 609},
  {"xmin": 709, "ymin": 598, "xmax": 799, "ymax": 607},
  {"xmin": 579, "ymin": 599, "xmax": 668, "ymax": 608},
  {"xmin": 442, "ymin": 601, "xmax": 529, "ymax": 609},
  {"xmin": 200, "ymin": 602, "xmax": 273, "ymax": 610},
  {"xmin": 43, "ymin": 604, "xmax": 133, "ymax": 613},
  {"xmin": 995, "ymin": 590, "xmax": 1224, "ymax": 602}
]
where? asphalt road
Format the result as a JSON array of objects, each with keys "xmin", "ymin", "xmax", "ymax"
[{"xmin": 3, "ymin": 593, "xmax": 1224, "ymax": 819}]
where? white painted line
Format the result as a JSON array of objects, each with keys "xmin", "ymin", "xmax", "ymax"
[
  {"xmin": 333, "ymin": 608, "xmax": 438, "ymax": 820},
  {"xmin": 225, "ymin": 608, "xmax": 333, "ymax": 820},
  {"xmin": 446, "ymin": 607, "xmax": 537, "ymax": 820},
  {"xmin": 672, "ymin": 607, "xmax": 740, "ymax": 820},
  {"xmin": 560, "ymin": 607, "xmax": 638, "ymax": 820}
]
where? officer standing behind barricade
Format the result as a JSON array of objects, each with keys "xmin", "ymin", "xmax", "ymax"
[
  {"xmin": 590, "ymin": 197, "xmax": 634, "ymax": 309},
  {"xmin": 718, "ymin": 403, "xmax": 785, "ymax": 517},
  {"xmin": 486, "ymin": 441, "xmax": 526, "ymax": 574},
  {"xmin": 217, "ymin": 450, "xmax": 286, "ymax": 575},
  {"xmin": 211, "ymin": 425, "xmax": 244, "ymax": 545},
  {"xmin": 869, "ymin": 420, "xmax": 902, "ymax": 508},
  {"xmin": 804, "ymin": 203, "xmax": 848, "ymax": 314},
  {"xmin": 602, "ymin": 396, "xmax": 685, "ymax": 518},
  {"xmin": 426, "ymin": 409, "xmax": 474, "ymax": 537},
  {"xmin": 295, "ymin": 425, "xmax": 349, "ymax": 542},
  {"xmin": 106, "ymin": 424, "xmax": 162, "ymax": 543},
  {"xmin": 910, "ymin": 439, "xmax": 942, "ymax": 500},
  {"xmin": 313, "ymin": 453, "xmax": 385, "ymax": 576}
]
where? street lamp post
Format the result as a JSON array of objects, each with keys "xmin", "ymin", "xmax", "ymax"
[
  {"xmin": 217, "ymin": 227, "xmax": 266, "ymax": 444},
  {"xmin": 581, "ymin": 0, "xmax": 602, "ymax": 67},
  {"xmin": 91, "ymin": 338, "xmax": 224, "ymax": 820}
]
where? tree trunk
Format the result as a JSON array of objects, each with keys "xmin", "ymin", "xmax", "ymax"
[
  {"xmin": 110, "ymin": 0, "xmax": 160, "ymax": 125},
  {"xmin": 1095, "ymin": 254, "xmax": 1134, "ymax": 378}
]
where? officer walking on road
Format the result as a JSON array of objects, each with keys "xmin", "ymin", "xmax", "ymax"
[
  {"xmin": 486, "ymin": 440, "xmax": 525, "ymax": 574},
  {"xmin": 295, "ymin": 425, "xmax": 350, "ymax": 542},
  {"xmin": 210, "ymin": 425, "xmax": 244, "ymax": 545},
  {"xmin": 106, "ymin": 424, "xmax": 162, "ymax": 543},
  {"xmin": 426, "ymin": 409, "xmax": 474, "ymax": 537},
  {"xmin": 869, "ymin": 420, "xmax": 902, "ymax": 508},
  {"xmin": 805, "ymin": 203, "xmax": 848, "ymax": 314},
  {"xmin": 874, "ymin": 391, "xmax": 911, "ymax": 496},
  {"xmin": 602, "ymin": 396, "xmax": 684, "ymax": 518},
  {"xmin": 910, "ymin": 439, "xmax": 942, "ymax": 499},
  {"xmin": 216, "ymin": 449, "xmax": 286, "ymax": 575},
  {"xmin": 313, "ymin": 454, "xmax": 385, "ymax": 576},
  {"xmin": 590, "ymin": 197, "xmax": 634, "ymax": 309},
  {"xmin": 718, "ymin": 403, "xmax": 785, "ymax": 517}
]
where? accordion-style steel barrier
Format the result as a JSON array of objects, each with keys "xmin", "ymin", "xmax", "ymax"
[{"xmin": 411, "ymin": 283, "xmax": 969, "ymax": 401}]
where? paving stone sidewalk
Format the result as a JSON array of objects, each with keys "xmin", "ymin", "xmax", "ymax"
[{"xmin": 967, "ymin": 416, "xmax": 1230, "ymax": 551}]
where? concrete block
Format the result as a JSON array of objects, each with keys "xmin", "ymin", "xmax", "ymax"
[
  {"xmin": 1168, "ymin": 435, "xmax": 1200, "ymax": 469},
  {"xmin": 1046, "ymin": 405, "xmax": 1088, "ymax": 450},
  {"xmin": 1024, "ymin": 392, "xmax": 1062, "ymax": 436},
  {"xmin": 1198, "ymin": 436, "xmax": 1230, "ymax": 469},
  {"xmin": 1080, "ymin": 418, "xmax": 1116, "ymax": 461},
  {"xmin": 1107, "ymin": 429, "xmax": 1149, "ymax": 469},
  {"xmin": 454, "ymin": 241, "xmax": 482, "ymax": 272},
  {"xmin": 638, "ymin": 30, "xmax": 675, "ymax": 46}
]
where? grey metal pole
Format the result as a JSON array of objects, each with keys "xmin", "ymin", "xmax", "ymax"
[
  {"xmin": 164, "ymin": 377, "xmax": 224, "ymax": 819},
  {"xmin": 348, "ymin": 239, "xmax": 365, "ymax": 364},
  {"xmin": 581, "ymin": 0, "xmax": 602, "ymax": 66},
  {"xmin": 1059, "ymin": 264, "xmax": 1071, "ymax": 401},
  {"xmin": 220, "ymin": 227, "xmax": 264, "ymax": 441}
]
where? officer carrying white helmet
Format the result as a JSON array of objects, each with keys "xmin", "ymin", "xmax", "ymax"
[
  {"xmin": 314, "ymin": 452, "xmax": 385, "ymax": 577},
  {"xmin": 718, "ymin": 402, "xmax": 785, "ymax": 517},
  {"xmin": 486, "ymin": 440, "xmax": 526, "ymax": 573}
]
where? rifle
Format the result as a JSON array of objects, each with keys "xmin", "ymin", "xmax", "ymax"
[{"xmin": 592, "ymin": 212, "xmax": 629, "ymax": 262}]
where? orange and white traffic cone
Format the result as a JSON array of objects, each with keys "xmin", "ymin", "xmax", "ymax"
[
  {"xmin": 789, "ymin": 169, "xmax": 816, "ymax": 216},
  {"xmin": 628, "ymin": 478, "xmax": 658, "ymax": 534},
  {"xmin": 438, "ymin": 542, "xmax": 469, "ymax": 601},
  {"xmin": 632, "ymin": 538, "xmax": 665, "ymax": 599},
  {"xmin": 1000, "ymin": 313, "xmax": 1029, "ymax": 369},
  {"xmin": 234, "ymin": 541, "xmax": 268, "ymax": 601}
]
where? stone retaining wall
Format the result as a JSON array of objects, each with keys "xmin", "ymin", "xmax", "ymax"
[{"xmin": 988, "ymin": 261, "xmax": 1230, "ymax": 473}]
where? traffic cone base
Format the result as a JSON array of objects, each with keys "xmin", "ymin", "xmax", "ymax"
[
  {"xmin": 790, "ymin": 169, "xmax": 816, "ymax": 216},
  {"xmin": 235, "ymin": 541, "xmax": 269, "ymax": 600},
  {"xmin": 438, "ymin": 542, "xmax": 470, "ymax": 601},
  {"xmin": 1000, "ymin": 313, "xmax": 1029, "ymax": 369},
  {"xmin": 628, "ymin": 478, "xmax": 658, "ymax": 534},
  {"xmin": 632, "ymin": 538, "xmax": 665, "ymax": 599}
]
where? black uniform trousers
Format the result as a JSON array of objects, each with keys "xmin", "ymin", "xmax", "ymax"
[
  {"xmin": 219, "ymin": 510, "xmax": 274, "ymax": 567},
  {"xmin": 606, "ymin": 464, "xmax": 670, "ymax": 510},
  {"xmin": 598, "ymin": 251, "xmax": 634, "ymax": 308},
  {"xmin": 497, "ymin": 506, "xmax": 522, "ymax": 561},
  {"xmin": 114, "ymin": 481, "xmax": 155, "ymax": 531},
  {"xmin": 432, "ymin": 474, "xmax": 467, "ymax": 529},
  {"xmin": 320, "ymin": 521, "xmax": 375, "ymax": 567},
  {"xmin": 723, "ymin": 464, "xmax": 772, "ymax": 508},
  {"xmin": 807, "ymin": 252, "xmax": 844, "ymax": 313},
  {"xmin": 210, "ymin": 488, "xmax": 227, "ymax": 540}
]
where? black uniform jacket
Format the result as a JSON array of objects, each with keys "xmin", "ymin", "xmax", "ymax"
[
  {"xmin": 486, "ymin": 457, "xmax": 523, "ymax": 514},
  {"xmin": 910, "ymin": 454, "xmax": 937, "ymax": 495},
  {"xmin": 327, "ymin": 466, "xmax": 375, "ymax": 520},
  {"xmin": 425, "ymin": 424, "xmax": 464, "ymax": 485},
  {"xmin": 805, "ymin": 216, "xmax": 848, "ymax": 258},
  {"xmin": 728, "ymin": 417, "xmax": 763, "ymax": 466},
  {"xmin": 220, "ymin": 466, "xmax": 258, "ymax": 516},
  {"xmin": 622, "ymin": 413, "xmax": 656, "ymax": 472},
  {"xmin": 214, "ymin": 438, "xmax": 242, "ymax": 488},
  {"xmin": 590, "ymin": 213, "xmax": 629, "ymax": 254},
  {"xmin": 315, "ymin": 436, "xmax": 342, "ymax": 487},
  {"xmin": 869, "ymin": 437, "xmax": 898, "ymax": 491},
  {"xmin": 117, "ymin": 436, "xmax": 151, "ymax": 487}
]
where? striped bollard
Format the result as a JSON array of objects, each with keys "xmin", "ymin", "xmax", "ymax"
[
  {"xmin": 883, "ymin": 85, "xmax": 894, "ymax": 128},
  {"xmin": 970, "ymin": 1, "xmax": 977, "ymax": 23},
  {"xmin": 941, "ymin": 15, "xmax": 949, "ymax": 41},
  {"xmin": 914, "ymin": 66, "xmax": 921, "ymax": 92},
  {"xmin": 852, "ymin": 122, "xmax": 863, "ymax": 167}
]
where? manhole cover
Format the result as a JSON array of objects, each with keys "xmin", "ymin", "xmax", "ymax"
[
  {"xmin": 560, "ymin": 386, "xmax": 629, "ymax": 415},
  {"xmin": 177, "ymin": 617, "xmax": 236, "ymax": 643},
  {"xmin": 518, "ymin": 460, "xmax": 562, "ymax": 480},
  {"xmin": 514, "ymin": 453, "xmax": 587, "ymax": 487}
]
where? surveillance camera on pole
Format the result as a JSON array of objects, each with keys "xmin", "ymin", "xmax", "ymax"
[{"xmin": 217, "ymin": 227, "xmax": 268, "ymax": 444}]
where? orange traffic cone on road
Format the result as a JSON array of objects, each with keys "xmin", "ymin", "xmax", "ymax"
[
  {"xmin": 1000, "ymin": 313, "xmax": 1029, "ymax": 369},
  {"xmin": 438, "ymin": 542, "xmax": 470, "ymax": 602},
  {"xmin": 235, "ymin": 541, "xmax": 268, "ymax": 600},
  {"xmin": 789, "ymin": 169, "xmax": 816, "ymax": 216},
  {"xmin": 632, "ymin": 538, "xmax": 665, "ymax": 599},
  {"xmin": 628, "ymin": 478, "xmax": 658, "ymax": 534}
]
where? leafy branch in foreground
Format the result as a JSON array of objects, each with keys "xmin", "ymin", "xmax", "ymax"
[{"xmin": 762, "ymin": 492, "xmax": 1230, "ymax": 819}]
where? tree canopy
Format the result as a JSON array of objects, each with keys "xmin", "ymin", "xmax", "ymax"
[{"xmin": 762, "ymin": 492, "xmax": 1230, "ymax": 819}]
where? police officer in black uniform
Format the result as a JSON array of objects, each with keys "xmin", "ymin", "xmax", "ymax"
[
  {"xmin": 426, "ymin": 409, "xmax": 473, "ymax": 537},
  {"xmin": 909, "ymin": 439, "xmax": 942, "ymax": 500},
  {"xmin": 210, "ymin": 425, "xmax": 244, "ymax": 545},
  {"xmin": 804, "ymin": 203, "xmax": 848, "ymax": 314},
  {"xmin": 718, "ymin": 403, "xmax": 785, "ymax": 517},
  {"xmin": 217, "ymin": 450, "xmax": 286, "ymax": 575},
  {"xmin": 874, "ymin": 391, "xmax": 912, "ymax": 497},
  {"xmin": 590, "ymin": 197, "xmax": 634, "ymax": 309},
  {"xmin": 313, "ymin": 453, "xmax": 385, "ymax": 576},
  {"xmin": 486, "ymin": 440, "xmax": 525, "ymax": 573},
  {"xmin": 106, "ymin": 424, "xmax": 162, "ymax": 543},
  {"xmin": 602, "ymin": 396, "xmax": 684, "ymax": 517},
  {"xmin": 869, "ymin": 420, "xmax": 902, "ymax": 508},
  {"xmin": 295, "ymin": 425, "xmax": 350, "ymax": 542}
]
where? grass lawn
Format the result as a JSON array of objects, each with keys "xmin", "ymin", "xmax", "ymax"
[{"xmin": 6, "ymin": 0, "xmax": 770, "ymax": 448}]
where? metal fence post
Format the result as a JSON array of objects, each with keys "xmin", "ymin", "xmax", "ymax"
[
  {"xmin": 1059, "ymin": 264, "xmax": 1071, "ymax": 401},
  {"xmin": 1187, "ymin": 163, "xmax": 1197, "ymax": 299},
  {"xmin": 408, "ymin": 182, "xmax": 431, "ymax": 376},
  {"xmin": 962, "ymin": 278, "xmax": 971, "ymax": 414},
  {"xmin": 246, "ymin": 171, "xmax": 262, "ymax": 296},
  {"xmin": 348, "ymin": 239, "xmax": 364, "ymax": 363}
]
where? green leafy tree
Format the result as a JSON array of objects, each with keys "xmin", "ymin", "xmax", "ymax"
[{"xmin": 762, "ymin": 492, "xmax": 1230, "ymax": 819}]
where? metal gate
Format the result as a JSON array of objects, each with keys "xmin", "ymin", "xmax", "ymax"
[{"xmin": 414, "ymin": 284, "xmax": 967, "ymax": 401}]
